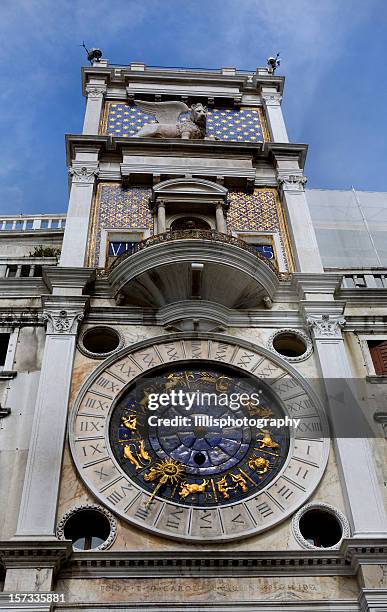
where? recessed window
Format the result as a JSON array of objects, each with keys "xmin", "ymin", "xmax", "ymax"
[
  {"xmin": 299, "ymin": 508, "xmax": 342, "ymax": 548},
  {"xmin": 57, "ymin": 505, "xmax": 117, "ymax": 552},
  {"xmin": 292, "ymin": 503, "xmax": 350, "ymax": 550},
  {"xmin": 80, "ymin": 326, "xmax": 122, "ymax": 358},
  {"xmin": 368, "ymin": 340, "xmax": 387, "ymax": 375},
  {"xmin": 0, "ymin": 333, "xmax": 10, "ymax": 367},
  {"xmin": 20, "ymin": 265, "xmax": 30, "ymax": 277},
  {"xmin": 272, "ymin": 332, "xmax": 307, "ymax": 358},
  {"xmin": 171, "ymin": 217, "xmax": 211, "ymax": 231},
  {"xmin": 6, "ymin": 265, "xmax": 17, "ymax": 278}
]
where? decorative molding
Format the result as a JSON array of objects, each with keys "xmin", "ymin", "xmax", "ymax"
[
  {"xmin": 277, "ymin": 174, "xmax": 308, "ymax": 191},
  {"xmin": 77, "ymin": 325, "xmax": 124, "ymax": 359},
  {"xmin": 68, "ymin": 165, "xmax": 99, "ymax": 184},
  {"xmin": 58, "ymin": 549, "xmax": 353, "ymax": 580},
  {"xmin": 267, "ymin": 328, "xmax": 313, "ymax": 362},
  {"xmin": 0, "ymin": 311, "xmax": 44, "ymax": 327},
  {"xmin": 56, "ymin": 504, "xmax": 117, "ymax": 552},
  {"xmin": 0, "ymin": 406, "xmax": 11, "ymax": 417},
  {"xmin": 307, "ymin": 314, "xmax": 346, "ymax": 339},
  {"xmin": 292, "ymin": 502, "xmax": 351, "ymax": 551},
  {"xmin": 0, "ymin": 540, "xmax": 72, "ymax": 571},
  {"xmin": 262, "ymin": 92, "xmax": 282, "ymax": 106},
  {"xmin": 43, "ymin": 309, "xmax": 84, "ymax": 335},
  {"xmin": 85, "ymin": 85, "xmax": 106, "ymax": 100}
]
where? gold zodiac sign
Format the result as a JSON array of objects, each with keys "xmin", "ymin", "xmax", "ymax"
[
  {"xmin": 121, "ymin": 414, "xmax": 137, "ymax": 431},
  {"xmin": 230, "ymin": 473, "xmax": 248, "ymax": 492},
  {"xmin": 165, "ymin": 372, "xmax": 194, "ymax": 390},
  {"xmin": 138, "ymin": 440, "xmax": 151, "ymax": 462},
  {"xmin": 143, "ymin": 466, "xmax": 159, "ymax": 482},
  {"xmin": 123, "ymin": 441, "xmax": 151, "ymax": 470},
  {"xmin": 248, "ymin": 455, "xmax": 270, "ymax": 474},
  {"xmin": 199, "ymin": 372, "xmax": 232, "ymax": 392},
  {"xmin": 258, "ymin": 430, "xmax": 279, "ymax": 450},
  {"xmin": 179, "ymin": 479, "xmax": 208, "ymax": 499},
  {"xmin": 217, "ymin": 475, "xmax": 233, "ymax": 499},
  {"xmin": 144, "ymin": 459, "xmax": 184, "ymax": 505},
  {"xmin": 247, "ymin": 403, "xmax": 273, "ymax": 418}
]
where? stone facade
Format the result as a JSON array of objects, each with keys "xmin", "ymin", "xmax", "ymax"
[{"xmin": 0, "ymin": 60, "xmax": 386, "ymax": 612}]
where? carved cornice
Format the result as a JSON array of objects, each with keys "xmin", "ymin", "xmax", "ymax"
[
  {"xmin": 277, "ymin": 174, "xmax": 308, "ymax": 192},
  {"xmin": 59, "ymin": 549, "xmax": 353, "ymax": 579},
  {"xmin": 68, "ymin": 164, "xmax": 99, "ymax": 184},
  {"xmin": 42, "ymin": 308, "xmax": 84, "ymax": 335},
  {"xmin": 0, "ymin": 311, "xmax": 44, "ymax": 327},
  {"xmin": 0, "ymin": 540, "xmax": 72, "ymax": 571},
  {"xmin": 307, "ymin": 314, "xmax": 346, "ymax": 339},
  {"xmin": 341, "ymin": 537, "xmax": 387, "ymax": 571}
]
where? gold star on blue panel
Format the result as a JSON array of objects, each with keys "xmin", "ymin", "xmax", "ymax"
[
  {"xmin": 206, "ymin": 107, "xmax": 264, "ymax": 142},
  {"xmin": 106, "ymin": 104, "xmax": 265, "ymax": 142}
]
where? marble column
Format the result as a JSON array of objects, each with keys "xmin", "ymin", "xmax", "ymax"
[
  {"xmin": 307, "ymin": 314, "xmax": 387, "ymax": 537},
  {"xmin": 82, "ymin": 82, "xmax": 106, "ymax": 135},
  {"xmin": 157, "ymin": 202, "xmax": 166, "ymax": 233},
  {"xmin": 215, "ymin": 202, "xmax": 226, "ymax": 233},
  {"xmin": 60, "ymin": 149, "xmax": 99, "ymax": 267},
  {"xmin": 261, "ymin": 88, "xmax": 289, "ymax": 143},
  {"xmin": 275, "ymin": 158, "xmax": 323, "ymax": 272},
  {"xmin": 14, "ymin": 297, "xmax": 87, "ymax": 539}
]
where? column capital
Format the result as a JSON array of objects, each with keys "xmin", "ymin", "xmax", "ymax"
[
  {"xmin": 85, "ymin": 83, "xmax": 107, "ymax": 100},
  {"xmin": 307, "ymin": 314, "xmax": 346, "ymax": 339},
  {"xmin": 42, "ymin": 296, "xmax": 88, "ymax": 336},
  {"xmin": 277, "ymin": 173, "xmax": 308, "ymax": 192},
  {"xmin": 261, "ymin": 91, "xmax": 282, "ymax": 106},
  {"xmin": 68, "ymin": 163, "xmax": 99, "ymax": 185},
  {"xmin": 42, "ymin": 308, "xmax": 84, "ymax": 335}
]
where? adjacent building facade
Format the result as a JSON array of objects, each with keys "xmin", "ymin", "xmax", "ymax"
[{"xmin": 0, "ymin": 57, "xmax": 386, "ymax": 611}]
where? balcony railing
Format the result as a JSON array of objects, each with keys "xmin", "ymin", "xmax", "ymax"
[
  {"xmin": 0, "ymin": 215, "xmax": 66, "ymax": 232},
  {"xmin": 342, "ymin": 273, "xmax": 387, "ymax": 289},
  {"xmin": 108, "ymin": 229, "xmax": 279, "ymax": 275}
]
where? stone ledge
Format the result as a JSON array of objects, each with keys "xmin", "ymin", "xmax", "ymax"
[
  {"xmin": 59, "ymin": 549, "xmax": 353, "ymax": 579},
  {"xmin": 0, "ymin": 540, "xmax": 72, "ymax": 572}
]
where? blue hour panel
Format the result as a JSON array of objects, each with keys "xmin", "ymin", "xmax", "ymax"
[
  {"xmin": 254, "ymin": 245, "xmax": 274, "ymax": 259},
  {"xmin": 108, "ymin": 241, "xmax": 137, "ymax": 257}
]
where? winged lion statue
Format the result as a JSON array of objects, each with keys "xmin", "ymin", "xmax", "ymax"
[{"xmin": 132, "ymin": 100, "xmax": 207, "ymax": 139}]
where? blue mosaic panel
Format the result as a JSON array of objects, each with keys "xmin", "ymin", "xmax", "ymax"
[
  {"xmin": 104, "ymin": 103, "xmax": 266, "ymax": 142},
  {"xmin": 93, "ymin": 185, "xmax": 152, "ymax": 266},
  {"xmin": 227, "ymin": 190, "xmax": 280, "ymax": 232}
]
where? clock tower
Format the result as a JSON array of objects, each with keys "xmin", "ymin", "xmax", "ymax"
[{"xmin": 0, "ymin": 55, "xmax": 386, "ymax": 612}]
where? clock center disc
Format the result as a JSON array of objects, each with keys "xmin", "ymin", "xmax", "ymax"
[{"xmin": 108, "ymin": 363, "xmax": 290, "ymax": 507}]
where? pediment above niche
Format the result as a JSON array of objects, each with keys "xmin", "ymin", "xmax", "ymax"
[{"xmin": 150, "ymin": 178, "xmax": 229, "ymax": 208}]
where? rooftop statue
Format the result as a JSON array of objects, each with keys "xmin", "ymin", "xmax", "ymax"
[{"xmin": 132, "ymin": 100, "xmax": 207, "ymax": 139}]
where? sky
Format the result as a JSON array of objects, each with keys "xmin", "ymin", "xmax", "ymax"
[{"xmin": 1, "ymin": 0, "xmax": 387, "ymax": 215}]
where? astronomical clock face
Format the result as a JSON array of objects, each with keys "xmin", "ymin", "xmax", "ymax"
[{"xmin": 70, "ymin": 336, "xmax": 329, "ymax": 542}]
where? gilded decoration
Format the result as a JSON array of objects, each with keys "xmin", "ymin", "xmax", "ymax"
[
  {"xmin": 88, "ymin": 183, "xmax": 152, "ymax": 267},
  {"xmin": 88, "ymin": 185, "xmax": 293, "ymax": 271},
  {"xmin": 227, "ymin": 188, "xmax": 294, "ymax": 271},
  {"xmin": 100, "ymin": 102, "xmax": 269, "ymax": 143}
]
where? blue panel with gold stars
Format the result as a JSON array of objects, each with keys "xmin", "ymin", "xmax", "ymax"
[{"xmin": 103, "ymin": 103, "xmax": 267, "ymax": 142}]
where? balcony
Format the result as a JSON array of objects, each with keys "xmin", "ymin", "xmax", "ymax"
[
  {"xmin": 0, "ymin": 214, "xmax": 66, "ymax": 232},
  {"xmin": 106, "ymin": 230, "xmax": 280, "ymax": 310}
]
